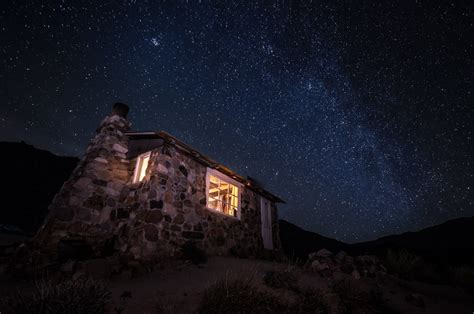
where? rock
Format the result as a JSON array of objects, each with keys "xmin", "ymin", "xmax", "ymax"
[
  {"xmin": 116, "ymin": 208, "xmax": 129, "ymax": 219},
  {"xmin": 334, "ymin": 251, "xmax": 347, "ymax": 262},
  {"xmin": 345, "ymin": 255, "xmax": 354, "ymax": 263},
  {"xmin": 150, "ymin": 199, "xmax": 163, "ymax": 209},
  {"xmin": 157, "ymin": 164, "xmax": 168, "ymax": 174},
  {"xmin": 182, "ymin": 231, "xmax": 204, "ymax": 240},
  {"xmin": 60, "ymin": 260, "xmax": 76, "ymax": 273},
  {"xmin": 144, "ymin": 210, "xmax": 163, "ymax": 223},
  {"xmin": 54, "ymin": 207, "xmax": 75, "ymax": 221},
  {"xmin": 118, "ymin": 270, "xmax": 133, "ymax": 280},
  {"xmin": 112, "ymin": 143, "xmax": 128, "ymax": 154},
  {"xmin": 94, "ymin": 157, "xmax": 108, "ymax": 164},
  {"xmin": 406, "ymin": 293, "xmax": 425, "ymax": 308},
  {"xmin": 179, "ymin": 165, "xmax": 188, "ymax": 177},
  {"xmin": 83, "ymin": 194, "xmax": 104, "ymax": 211},
  {"xmin": 340, "ymin": 262, "xmax": 355, "ymax": 274},
  {"xmin": 315, "ymin": 248, "xmax": 333, "ymax": 258},
  {"xmin": 368, "ymin": 265, "xmax": 377, "ymax": 277},
  {"xmin": 351, "ymin": 270, "xmax": 361, "ymax": 280},
  {"xmin": 311, "ymin": 260, "xmax": 329, "ymax": 272},
  {"xmin": 144, "ymin": 224, "xmax": 159, "ymax": 242},
  {"xmin": 173, "ymin": 214, "xmax": 185, "ymax": 225},
  {"xmin": 82, "ymin": 258, "xmax": 111, "ymax": 279}
]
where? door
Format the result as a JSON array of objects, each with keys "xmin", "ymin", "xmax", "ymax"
[{"xmin": 260, "ymin": 197, "xmax": 273, "ymax": 250}]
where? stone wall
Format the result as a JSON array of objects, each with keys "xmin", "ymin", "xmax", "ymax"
[
  {"xmin": 33, "ymin": 109, "xmax": 133, "ymax": 259},
  {"xmin": 31, "ymin": 105, "xmax": 282, "ymax": 268},
  {"xmin": 115, "ymin": 144, "xmax": 281, "ymax": 262}
]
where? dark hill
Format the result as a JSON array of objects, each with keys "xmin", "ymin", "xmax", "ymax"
[
  {"xmin": 0, "ymin": 141, "xmax": 78, "ymax": 234},
  {"xmin": 352, "ymin": 217, "xmax": 474, "ymax": 263},
  {"xmin": 278, "ymin": 219, "xmax": 350, "ymax": 261},
  {"xmin": 279, "ymin": 217, "xmax": 474, "ymax": 264}
]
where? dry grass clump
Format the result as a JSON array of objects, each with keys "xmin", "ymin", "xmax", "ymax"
[
  {"xmin": 263, "ymin": 268, "xmax": 299, "ymax": 290},
  {"xmin": 198, "ymin": 276, "xmax": 333, "ymax": 314},
  {"xmin": 385, "ymin": 249, "xmax": 421, "ymax": 279},
  {"xmin": 292, "ymin": 287, "xmax": 331, "ymax": 314},
  {"xmin": 332, "ymin": 279, "xmax": 392, "ymax": 314},
  {"xmin": 198, "ymin": 277, "xmax": 288, "ymax": 313},
  {"xmin": 449, "ymin": 265, "xmax": 474, "ymax": 292},
  {"xmin": 0, "ymin": 277, "xmax": 110, "ymax": 314},
  {"xmin": 154, "ymin": 298, "xmax": 175, "ymax": 314}
]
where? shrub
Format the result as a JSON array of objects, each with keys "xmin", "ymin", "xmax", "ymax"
[
  {"xmin": 0, "ymin": 277, "xmax": 110, "ymax": 314},
  {"xmin": 449, "ymin": 265, "xmax": 474, "ymax": 292},
  {"xmin": 154, "ymin": 298, "xmax": 175, "ymax": 314},
  {"xmin": 263, "ymin": 269, "xmax": 298, "ymax": 290},
  {"xmin": 292, "ymin": 287, "xmax": 330, "ymax": 314},
  {"xmin": 332, "ymin": 279, "xmax": 391, "ymax": 314},
  {"xmin": 198, "ymin": 278, "xmax": 289, "ymax": 314},
  {"xmin": 181, "ymin": 241, "xmax": 207, "ymax": 265},
  {"xmin": 385, "ymin": 249, "xmax": 421, "ymax": 279}
]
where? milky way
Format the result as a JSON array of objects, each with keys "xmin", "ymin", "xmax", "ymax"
[{"xmin": 1, "ymin": 1, "xmax": 472, "ymax": 241}]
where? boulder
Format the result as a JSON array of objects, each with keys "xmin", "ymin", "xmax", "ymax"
[
  {"xmin": 351, "ymin": 269, "xmax": 361, "ymax": 280},
  {"xmin": 315, "ymin": 248, "xmax": 333, "ymax": 258},
  {"xmin": 340, "ymin": 262, "xmax": 355, "ymax": 274},
  {"xmin": 406, "ymin": 293, "xmax": 425, "ymax": 308},
  {"xmin": 311, "ymin": 260, "xmax": 331, "ymax": 277},
  {"xmin": 334, "ymin": 250, "xmax": 347, "ymax": 262},
  {"xmin": 60, "ymin": 260, "xmax": 76, "ymax": 273}
]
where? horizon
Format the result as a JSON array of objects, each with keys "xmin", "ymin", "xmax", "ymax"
[{"xmin": 2, "ymin": 139, "xmax": 473, "ymax": 244}]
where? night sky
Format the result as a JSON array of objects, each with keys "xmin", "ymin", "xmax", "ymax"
[{"xmin": 1, "ymin": 1, "xmax": 472, "ymax": 242}]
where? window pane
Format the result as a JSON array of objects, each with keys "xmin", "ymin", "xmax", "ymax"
[
  {"xmin": 229, "ymin": 195, "xmax": 238, "ymax": 208},
  {"xmin": 219, "ymin": 182, "xmax": 229, "ymax": 196},
  {"xmin": 231, "ymin": 206, "xmax": 238, "ymax": 217},
  {"xmin": 229, "ymin": 185, "xmax": 238, "ymax": 197},
  {"xmin": 209, "ymin": 187, "xmax": 219, "ymax": 199},
  {"xmin": 207, "ymin": 172, "xmax": 240, "ymax": 218},
  {"xmin": 208, "ymin": 197, "xmax": 219, "ymax": 211},
  {"xmin": 138, "ymin": 155, "xmax": 150, "ymax": 181},
  {"xmin": 210, "ymin": 175, "xmax": 219, "ymax": 184}
]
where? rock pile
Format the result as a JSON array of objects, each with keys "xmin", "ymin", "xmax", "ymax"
[{"xmin": 306, "ymin": 249, "xmax": 387, "ymax": 279}]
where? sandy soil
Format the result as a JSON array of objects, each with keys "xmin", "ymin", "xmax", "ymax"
[{"xmin": 107, "ymin": 256, "xmax": 474, "ymax": 314}]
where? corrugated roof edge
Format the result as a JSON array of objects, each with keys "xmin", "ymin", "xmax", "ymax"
[{"xmin": 125, "ymin": 131, "xmax": 285, "ymax": 204}]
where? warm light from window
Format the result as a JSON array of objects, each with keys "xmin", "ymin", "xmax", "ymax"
[
  {"xmin": 133, "ymin": 152, "xmax": 150, "ymax": 183},
  {"xmin": 207, "ymin": 174, "xmax": 239, "ymax": 217}
]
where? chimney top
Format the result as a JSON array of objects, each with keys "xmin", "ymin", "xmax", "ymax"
[{"xmin": 112, "ymin": 102, "xmax": 129, "ymax": 118}]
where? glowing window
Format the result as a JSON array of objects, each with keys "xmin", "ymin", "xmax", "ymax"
[
  {"xmin": 206, "ymin": 169, "xmax": 241, "ymax": 218},
  {"xmin": 133, "ymin": 152, "xmax": 150, "ymax": 183}
]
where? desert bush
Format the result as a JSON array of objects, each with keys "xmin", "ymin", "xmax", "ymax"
[
  {"xmin": 181, "ymin": 241, "xmax": 207, "ymax": 265},
  {"xmin": 332, "ymin": 279, "xmax": 391, "ymax": 314},
  {"xmin": 0, "ymin": 277, "xmax": 110, "ymax": 314},
  {"xmin": 292, "ymin": 287, "xmax": 330, "ymax": 314},
  {"xmin": 414, "ymin": 261, "xmax": 443, "ymax": 284},
  {"xmin": 385, "ymin": 249, "xmax": 421, "ymax": 279},
  {"xmin": 263, "ymin": 269, "xmax": 298, "ymax": 290},
  {"xmin": 198, "ymin": 277, "xmax": 289, "ymax": 313},
  {"xmin": 449, "ymin": 265, "xmax": 474, "ymax": 292},
  {"xmin": 154, "ymin": 298, "xmax": 175, "ymax": 314}
]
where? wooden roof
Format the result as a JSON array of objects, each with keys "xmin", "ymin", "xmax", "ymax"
[{"xmin": 125, "ymin": 131, "xmax": 285, "ymax": 204}]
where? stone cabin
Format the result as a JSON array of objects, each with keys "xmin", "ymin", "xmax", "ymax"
[{"xmin": 34, "ymin": 103, "xmax": 284, "ymax": 264}]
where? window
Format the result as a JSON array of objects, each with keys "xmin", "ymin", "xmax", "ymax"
[
  {"xmin": 206, "ymin": 168, "xmax": 241, "ymax": 218},
  {"xmin": 133, "ymin": 152, "xmax": 151, "ymax": 183}
]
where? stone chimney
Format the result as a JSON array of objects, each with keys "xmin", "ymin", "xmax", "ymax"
[{"xmin": 34, "ymin": 103, "xmax": 133, "ymax": 258}]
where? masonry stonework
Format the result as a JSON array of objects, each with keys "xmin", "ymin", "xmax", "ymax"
[{"xmin": 32, "ymin": 104, "xmax": 282, "ymax": 268}]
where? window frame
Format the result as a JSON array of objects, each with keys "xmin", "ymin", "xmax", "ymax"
[
  {"xmin": 205, "ymin": 168, "xmax": 243, "ymax": 220},
  {"xmin": 132, "ymin": 151, "xmax": 151, "ymax": 183}
]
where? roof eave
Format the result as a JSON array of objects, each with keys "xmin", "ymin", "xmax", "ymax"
[{"xmin": 125, "ymin": 131, "xmax": 285, "ymax": 204}]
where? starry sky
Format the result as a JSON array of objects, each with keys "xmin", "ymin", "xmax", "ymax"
[{"xmin": 1, "ymin": 1, "xmax": 473, "ymax": 242}]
